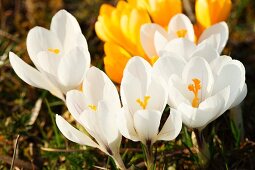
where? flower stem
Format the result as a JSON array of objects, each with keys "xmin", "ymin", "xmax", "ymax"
[
  {"xmin": 112, "ymin": 153, "xmax": 127, "ymax": 170},
  {"xmin": 143, "ymin": 142, "xmax": 154, "ymax": 170},
  {"xmin": 194, "ymin": 129, "xmax": 210, "ymax": 167}
]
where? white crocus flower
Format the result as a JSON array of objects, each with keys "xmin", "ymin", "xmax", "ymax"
[
  {"xmin": 156, "ymin": 56, "xmax": 246, "ymax": 129},
  {"xmin": 140, "ymin": 14, "xmax": 228, "ymax": 59},
  {"xmin": 9, "ymin": 10, "xmax": 90, "ymax": 100},
  {"xmin": 118, "ymin": 57, "xmax": 182, "ymax": 146},
  {"xmin": 56, "ymin": 67, "xmax": 126, "ymax": 169}
]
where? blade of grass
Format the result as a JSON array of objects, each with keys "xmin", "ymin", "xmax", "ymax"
[{"xmin": 45, "ymin": 99, "xmax": 61, "ymax": 147}]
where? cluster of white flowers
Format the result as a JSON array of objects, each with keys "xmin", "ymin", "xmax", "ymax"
[{"xmin": 9, "ymin": 10, "xmax": 246, "ymax": 169}]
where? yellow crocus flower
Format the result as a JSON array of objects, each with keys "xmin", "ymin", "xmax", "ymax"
[
  {"xmin": 195, "ymin": 0, "xmax": 232, "ymax": 36},
  {"xmin": 95, "ymin": 0, "xmax": 182, "ymax": 83}
]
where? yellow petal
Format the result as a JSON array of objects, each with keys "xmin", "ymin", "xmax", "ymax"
[
  {"xmin": 195, "ymin": 0, "xmax": 232, "ymax": 29},
  {"xmin": 128, "ymin": 0, "xmax": 182, "ymax": 27},
  {"xmin": 96, "ymin": 1, "xmax": 151, "ymax": 57},
  {"xmin": 148, "ymin": 0, "xmax": 182, "ymax": 27},
  {"xmin": 104, "ymin": 42, "xmax": 132, "ymax": 83}
]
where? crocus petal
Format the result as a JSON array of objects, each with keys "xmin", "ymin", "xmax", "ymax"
[
  {"xmin": 122, "ymin": 57, "xmax": 151, "ymax": 91},
  {"xmin": 26, "ymin": 27, "xmax": 62, "ymax": 64},
  {"xmin": 9, "ymin": 52, "xmax": 64, "ymax": 100},
  {"xmin": 121, "ymin": 75, "xmax": 143, "ymax": 114},
  {"xmin": 33, "ymin": 51, "xmax": 61, "ymax": 76},
  {"xmin": 154, "ymin": 31, "xmax": 168, "ymax": 56},
  {"xmin": 179, "ymin": 86, "xmax": 230, "ymax": 128},
  {"xmin": 191, "ymin": 43, "xmax": 219, "ymax": 63},
  {"xmin": 57, "ymin": 46, "xmax": 90, "ymax": 91},
  {"xmin": 146, "ymin": 76, "xmax": 168, "ymax": 112},
  {"xmin": 121, "ymin": 57, "xmax": 152, "ymax": 113},
  {"xmin": 50, "ymin": 10, "xmax": 88, "ymax": 52},
  {"xmin": 133, "ymin": 110, "xmax": 161, "ymax": 144},
  {"xmin": 96, "ymin": 101, "xmax": 121, "ymax": 154},
  {"xmin": 213, "ymin": 60, "xmax": 246, "ymax": 109},
  {"xmin": 104, "ymin": 42, "xmax": 131, "ymax": 83},
  {"xmin": 168, "ymin": 75, "xmax": 191, "ymax": 108},
  {"xmin": 82, "ymin": 67, "xmax": 121, "ymax": 109},
  {"xmin": 195, "ymin": 0, "xmax": 232, "ymax": 29},
  {"xmin": 66, "ymin": 90, "xmax": 87, "ymax": 123},
  {"xmin": 182, "ymin": 57, "xmax": 214, "ymax": 100},
  {"xmin": 56, "ymin": 114, "xmax": 98, "ymax": 148},
  {"xmin": 198, "ymin": 22, "xmax": 229, "ymax": 53},
  {"xmin": 78, "ymin": 110, "xmax": 108, "ymax": 153},
  {"xmin": 153, "ymin": 56, "xmax": 186, "ymax": 84},
  {"xmin": 230, "ymin": 83, "xmax": 247, "ymax": 108},
  {"xmin": 157, "ymin": 108, "xmax": 182, "ymax": 141},
  {"xmin": 168, "ymin": 14, "xmax": 195, "ymax": 42},
  {"xmin": 161, "ymin": 38, "xmax": 196, "ymax": 61},
  {"xmin": 210, "ymin": 55, "xmax": 232, "ymax": 72},
  {"xmin": 140, "ymin": 23, "xmax": 168, "ymax": 58},
  {"xmin": 118, "ymin": 107, "xmax": 140, "ymax": 142}
]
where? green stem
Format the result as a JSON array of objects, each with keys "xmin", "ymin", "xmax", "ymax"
[
  {"xmin": 143, "ymin": 142, "xmax": 154, "ymax": 170},
  {"xmin": 45, "ymin": 99, "xmax": 61, "ymax": 147},
  {"xmin": 112, "ymin": 153, "xmax": 127, "ymax": 170},
  {"xmin": 194, "ymin": 129, "xmax": 210, "ymax": 167}
]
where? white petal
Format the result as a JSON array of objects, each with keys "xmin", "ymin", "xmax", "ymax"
[
  {"xmin": 191, "ymin": 43, "xmax": 219, "ymax": 63},
  {"xmin": 133, "ymin": 110, "xmax": 161, "ymax": 145},
  {"xmin": 66, "ymin": 90, "xmax": 87, "ymax": 123},
  {"xmin": 198, "ymin": 22, "xmax": 229, "ymax": 53},
  {"xmin": 121, "ymin": 77, "xmax": 143, "ymax": 114},
  {"xmin": 33, "ymin": 51, "xmax": 61, "ymax": 76},
  {"xmin": 50, "ymin": 10, "xmax": 88, "ymax": 52},
  {"xmin": 153, "ymin": 56, "xmax": 186, "ymax": 84},
  {"xmin": 182, "ymin": 57, "xmax": 214, "ymax": 101},
  {"xmin": 26, "ymin": 27, "xmax": 62, "ymax": 64},
  {"xmin": 96, "ymin": 101, "xmax": 121, "ymax": 154},
  {"xmin": 56, "ymin": 114, "xmax": 98, "ymax": 147},
  {"xmin": 157, "ymin": 108, "xmax": 182, "ymax": 141},
  {"xmin": 122, "ymin": 57, "xmax": 151, "ymax": 93},
  {"xmin": 57, "ymin": 46, "xmax": 90, "ymax": 91},
  {"xmin": 231, "ymin": 83, "xmax": 247, "ymax": 108},
  {"xmin": 121, "ymin": 57, "xmax": 152, "ymax": 113},
  {"xmin": 79, "ymin": 110, "xmax": 107, "ymax": 150},
  {"xmin": 140, "ymin": 23, "xmax": 168, "ymax": 58},
  {"xmin": 83, "ymin": 67, "xmax": 120, "ymax": 109},
  {"xmin": 210, "ymin": 55, "xmax": 232, "ymax": 72},
  {"xmin": 161, "ymin": 39, "xmax": 196, "ymax": 61},
  {"xmin": 146, "ymin": 76, "xmax": 168, "ymax": 112},
  {"xmin": 154, "ymin": 31, "xmax": 168, "ymax": 56},
  {"xmin": 168, "ymin": 75, "xmax": 191, "ymax": 108},
  {"xmin": 118, "ymin": 107, "xmax": 139, "ymax": 142},
  {"xmin": 9, "ymin": 52, "xmax": 64, "ymax": 100},
  {"xmin": 179, "ymin": 86, "xmax": 230, "ymax": 129},
  {"xmin": 168, "ymin": 14, "xmax": 195, "ymax": 42},
  {"xmin": 213, "ymin": 60, "xmax": 246, "ymax": 109}
]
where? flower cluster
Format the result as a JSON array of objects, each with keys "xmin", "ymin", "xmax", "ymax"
[
  {"xmin": 95, "ymin": 0, "xmax": 232, "ymax": 83},
  {"xmin": 9, "ymin": 2, "xmax": 246, "ymax": 169}
]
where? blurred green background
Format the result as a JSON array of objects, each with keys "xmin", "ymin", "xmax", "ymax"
[{"xmin": 0, "ymin": 0, "xmax": 255, "ymax": 169}]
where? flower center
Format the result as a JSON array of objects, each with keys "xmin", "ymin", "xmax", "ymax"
[
  {"xmin": 88, "ymin": 104, "xmax": 97, "ymax": 111},
  {"xmin": 136, "ymin": 96, "xmax": 151, "ymax": 110},
  {"xmin": 48, "ymin": 48, "xmax": 60, "ymax": 54},
  {"xmin": 188, "ymin": 78, "xmax": 201, "ymax": 108},
  {"xmin": 176, "ymin": 29, "xmax": 187, "ymax": 38}
]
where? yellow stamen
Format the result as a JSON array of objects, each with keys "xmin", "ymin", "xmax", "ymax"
[
  {"xmin": 188, "ymin": 78, "xmax": 201, "ymax": 108},
  {"xmin": 176, "ymin": 29, "xmax": 187, "ymax": 38},
  {"xmin": 48, "ymin": 48, "xmax": 60, "ymax": 54},
  {"xmin": 136, "ymin": 96, "xmax": 151, "ymax": 110},
  {"xmin": 88, "ymin": 104, "xmax": 97, "ymax": 111},
  {"xmin": 150, "ymin": 56, "xmax": 159, "ymax": 65}
]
